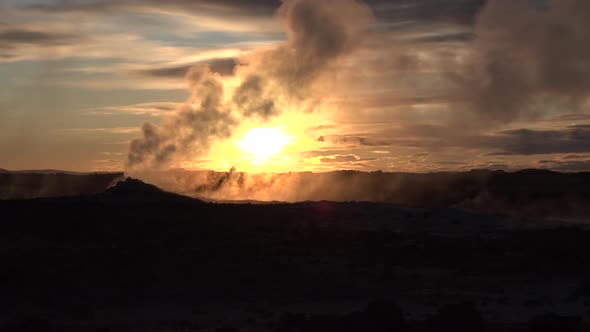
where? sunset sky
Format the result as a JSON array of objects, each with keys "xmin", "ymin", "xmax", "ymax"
[{"xmin": 1, "ymin": 0, "xmax": 589, "ymax": 173}]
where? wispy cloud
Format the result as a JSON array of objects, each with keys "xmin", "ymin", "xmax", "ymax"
[
  {"xmin": 87, "ymin": 102, "xmax": 181, "ymax": 116},
  {"xmin": 63, "ymin": 127, "xmax": 140, "ymax": 134},
  {"xmin": 3, "ymin": 0, "xmax": 590, "ymax": 172}
]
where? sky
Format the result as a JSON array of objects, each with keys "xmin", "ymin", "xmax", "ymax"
[{"xmin": 1, "ymin": 0, "xmax": 589, "ymax": 173}]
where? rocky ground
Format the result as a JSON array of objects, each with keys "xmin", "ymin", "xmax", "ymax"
[{"xmin": 1, "ymin": 178, "xmax": 589, "ymax": 331}]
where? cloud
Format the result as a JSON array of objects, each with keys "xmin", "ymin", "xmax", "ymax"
[
  {"xmin": 0, "ymin": 27, "xmax": 81, "ymax": 61},
  {"xmin": 301, "ymin": 149, "xmax": 354, "ymax": 158},
  {"xmin": 127, "ymin": 0, "xmax": 374, "ymax": 170},
  {"xmin": 23, "ymin": 0, "xmax": 482, "ymax": 27},
  {"xmin": 537, "ymin": 159, "xmax": 590, "ymax": 172},
  {"xmin": 0, "ymin": 29, "xmax": 235, "ymax": 64},
  {"xmin": 371, "ymin": 0, "xmax": 485, "ymax": 26},
  {"xmin": 22, "ymin": 0, "xmax": 281, "ymax": 34},
  {"xmin": 488, "ymin": 127, "xmax": 590, "ymax": 156},
  {"xmin": 136, "ymin": 58, "xmax": 238, "ymax": 78},
  {"xmin": 326, "ymin": 123, "xmax": 590, "ymax": 158},
  {"xmin": 101, "ymin": 151, "xmax": 124, "ymax": 156},
  {"xmin": 305, "ymin": 124, "xmax": 337, "ymax": 134},
  {"xmin": 438, "ymin": 126, "xmax": 590, "ymax": 157},
  {"xmin": 0, "ymin": 1, "xmax": 277, "ymax": 64},
  {"xmin": 63, "ymin": 127, "xmax": 140, "ymax": 134},
  {"xmin": 24, "ymin": 1, "xmax": 116, "ymax": 14},
  {"xmin": 25, "ymin": 0, "xmax": 280, "ymax": 16},
  {"xmin": 7, "ymin": 0, "xmax": 589, "ymax": 173},
  {"xmin": 87, "ymin": 102, "xmax": 180, "ymax": 116},
  {"xmin": 231, "ymin": 74, "xmax": 278, "ymax": 120},
  {"xmin": 548, "ymin": 114, "xmax": 590, "ymax": 122},
  {"xmin": 563, "ymin": 154, "xmax": 590, "ymax": 160},
  {"xmin": 411, "ymin": 31, "xmax": 474, "ymax": 44},
  {"xmin": 0, "ymin": 29, "xmax": 77, "ymax": 46},
  {"xmin": 450, "ymin": 0, "xmax": 590, "ymax": 124},
  {"xmin": 319, "ymin": 154, "xmax": 361, "ymax": 164},
  {"xmin": 93, "ymin": 158, "xmax": 122, "ymax": 163},
  {"xmin": 128, "ymin": 66, "xmax": 236, "ymax": 167},
  {"xmin": 316, "ymin": 134, "xmax": 390, "ymax": 147}
]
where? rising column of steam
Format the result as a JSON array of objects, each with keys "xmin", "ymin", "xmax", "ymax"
[
  {"xmin": 452, "ymin": 0, "xmax": 590, "ymax": 124},
  {"xmin": 126, "ymin": 0, "xmax": 374, "ymax": 170}
]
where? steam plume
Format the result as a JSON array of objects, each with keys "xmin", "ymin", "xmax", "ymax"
[
  {"xmin": 454, "ymin": 0, "xmax": 590, "ymax": 124},
  {"xmin": 127, "ymin": 0, "xmax": 373, "ymax": 170}
]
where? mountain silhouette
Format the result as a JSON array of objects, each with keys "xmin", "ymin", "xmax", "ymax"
[
  {"xmin": 101, "ymin": 177, "xmax": 201, "ymax": 203},
  {"xmin": 105, "ymin": 177, "xmax": 164, "ymax": 195}
]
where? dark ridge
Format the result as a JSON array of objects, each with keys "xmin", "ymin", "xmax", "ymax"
[
  {"xmin": 4, "ymin": 169, "xmax": 590, "ymax": 219},
  {"xmin": 101, "ymin": 177, "xmax": 202, "ymax": 204},
  {"xmin": 165, "ymin": 168, "xmax": 590, "ymax": 219},
  {"xmin": 104, "ymin": 177, "xmax": 164, "ymax": 196}
]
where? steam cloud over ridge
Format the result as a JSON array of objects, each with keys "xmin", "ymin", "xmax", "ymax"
[
  {"xmin": 453, "ymin": 0, "xmax": 590, "ymax": 124},
  {"xmin": 124, "ymin": 0, "xmax": 590, "ymax": 174},
  {"xmin": 126, "ymin": 0, "xmax": 373, "ymax": 170}
]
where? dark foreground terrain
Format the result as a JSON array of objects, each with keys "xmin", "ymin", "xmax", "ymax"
[{"xmin": 1, "ymin": 178, "xmax": 590, "ymax": 331}]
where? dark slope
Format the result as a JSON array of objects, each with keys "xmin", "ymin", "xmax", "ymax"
[
  {"xmin": 100, "ymin": 177, "xmax": 202, "ymax": 204},
  {"xmin": 1, "ymin": 180, "xmax": 590, "ymax": 330},
  {"xmin": 3, "ymin": 169, "xmax": 590, "ymax": 219},
  {"xmin": 155, "ymin": 168, "xmax": 590, "ymax": 219}
]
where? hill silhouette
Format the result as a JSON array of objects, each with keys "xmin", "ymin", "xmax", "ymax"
[
  {"xmin": 3, "ymin": 168, "xmax": 590, "ymax": 219},
  {"xmin": 105, "ymin": 177, "xmax": 163, "ymax": 194},
  {"xmin": 102, "ymin": 177, "xmax": 196, "ymax": 201},
  {"xmin": 140, "ymin": 168, "xmax": 590, "ymax": 219},
  {"xmin": 1, "ymin": 174, "xmax": 590, "ymax": 331}
]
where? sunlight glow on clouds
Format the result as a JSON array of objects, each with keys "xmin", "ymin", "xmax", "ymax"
[
  {"xmin": 235, "ymin": 127, "xmax": 295, "ymax": 165},
  {"xmin": 1, "ymin": 0, "xmax": 590, "ymax": 172}
]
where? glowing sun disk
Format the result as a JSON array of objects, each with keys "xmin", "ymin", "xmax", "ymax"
[{"xmin": 236, "ymin": 127, "xmax": 293, "ymax": 162}]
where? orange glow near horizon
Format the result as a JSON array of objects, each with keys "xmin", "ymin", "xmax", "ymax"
[
  {"xmin": 236, "ymin": 127, "xmax": 294, "ymax": 165},
  {"xmin": 192, "ymin": 111, "xmax": 328, "ymax": 173}
]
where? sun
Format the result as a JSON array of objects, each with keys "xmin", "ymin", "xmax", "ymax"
[
  {"xmin": 201, "ymin": 112, "xmax": 326, "ymax": 172},
  {"xmin": 236, "ymin": 127, "xmax": 294, "ymax": 164}
]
